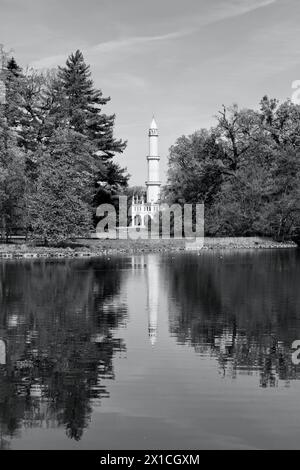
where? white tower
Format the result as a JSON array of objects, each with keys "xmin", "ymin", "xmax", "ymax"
[
  {"xmin": 146, "ymin": 117, "xmax": 161, "ymax": 203},
  {"xmin": 131, "ymin": 117, "xmax": 161, "ymax": 228}
]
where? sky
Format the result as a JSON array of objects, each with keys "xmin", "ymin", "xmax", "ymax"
[{"xmin": 1, "ymin": 0, "xmax": 300, "ymax": 184}]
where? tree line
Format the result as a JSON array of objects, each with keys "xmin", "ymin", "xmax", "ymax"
[
  {"xmin": 164, "ymin": 98, "xmax": 300, "ymax": 241},
  {"xmin": 1, "ymin": 45, "xmax": 299, "ymax": 243},
  {"xmin": 0, "ymin": 47, "xmax": 128, "ymax": 244}
]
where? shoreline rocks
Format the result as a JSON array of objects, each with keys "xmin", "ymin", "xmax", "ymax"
[{"xmin": 0, "ymin": 237, "xmax": 297, "ymax": 260}]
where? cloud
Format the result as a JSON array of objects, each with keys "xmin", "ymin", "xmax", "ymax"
[
  {"xmin": 212, "ymin": 0, "xmax": 277, "ymax": 20},
  {"xmin": 29, "ymin": 29, "xmax": 191, "ymax": 69},
  {"xmin": 93, "ymin": 30, "xmax": 191, "ymax": 54},
  {"xmin": 29, "ymin": 0, "xmax": 277, "ymax": 70}
]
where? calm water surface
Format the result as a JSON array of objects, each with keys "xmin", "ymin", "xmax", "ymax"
[{"xmin": 0, "ymin": 250, "xmax": 300, "ymax": 449}]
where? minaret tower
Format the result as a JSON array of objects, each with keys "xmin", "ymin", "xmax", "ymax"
[
  {"xmin": 146, "ymin": 116, "xmax": 161, "ymax": 203},
  {"xmin": 131, "ymin": 116, "xmax": 161, "ymax": 228}
]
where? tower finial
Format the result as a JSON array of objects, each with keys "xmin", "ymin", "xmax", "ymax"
[{"xmin": 150, "ymin": 115, "xmax": 158, "ymax": 130}]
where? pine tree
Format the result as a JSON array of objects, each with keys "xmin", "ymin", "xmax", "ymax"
[
  {"xmin": 3, "ymin": 56, "xmax": 46, "ymax": 157},
  {"xmin": 58, "ymin": 50, "xmax": 128, "ymax": 198},
  {"xmin": 58, "ymin": 50, "xmax": 106, "ymax": 134},
  {"xmin": 0, "ymin": 51, "xmax": 26, "ymax": 239},
  {"xmin": 4, "ymin": 57, "xmax": 25, "ymax": 134}
]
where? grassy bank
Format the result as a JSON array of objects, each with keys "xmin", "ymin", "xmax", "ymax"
[{"xmin": 0, "ymin": 237, "xmax": 297, "ymax": 259}]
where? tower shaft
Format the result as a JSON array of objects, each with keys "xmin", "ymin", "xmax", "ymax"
[{"xmin": 146, "ymin": 117, "xmax": 161, "ymax": 203}]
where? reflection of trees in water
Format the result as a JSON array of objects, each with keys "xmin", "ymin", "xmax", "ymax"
[
  {"xmin": 166, "ymin": 250, "xmax": 300, "ymax": 387},
  {"xmin": 0, "ymin": 258, "xmax": 127, "ymax": 447}
]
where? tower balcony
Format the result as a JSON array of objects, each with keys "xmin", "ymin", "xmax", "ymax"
[
  {"xmin": 145, "ymin": 181, "xmax": 161, "ymax": 186},
  {"xmin": 147, "ymin": 155, "xmax": 160, "ymax": 161}
]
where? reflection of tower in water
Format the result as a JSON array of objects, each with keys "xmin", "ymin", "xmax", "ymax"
[
  {"xmin": 130, "ymin": 255, "xmax": 159, "ymax": 346},
  {"xmin": 146, "ymin": 257, "xmax": 159, "ymax": 346}
]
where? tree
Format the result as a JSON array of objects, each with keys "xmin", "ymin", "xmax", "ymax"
[
  {"xmin": 0, "ymin": 129, "xmax": 25, "ymax": 239},
  {"xmin": 0, "ymin": 70, "xmax": 26, "ymax": 239},
  {"xmin": 256, "ymin": 146, "xmax": 300, "ymax": 240},
  {"xmin": 3, "ymin": 57, "xmax": 48, "ymax": 155},
  {"xmin": 27, "ymin": 129, "xmax": 96, "ymax": 244},
  {"xmin": 257, "ymin": 98, "xmax": 300, "ymax": 239},
  {"xmin": 165, "ymin": 129, "xmax": 224, "ymax": 206},
  {"xmin": 4, "ymin": 57, "xmax": 25, "ymax": 127},
  {"xmin": 57, "ymin": 50, "xmax": 128, "ymax": 202},
  {"xmin": 166, "ymin": 99, "xmax": 300, "ymax": 240}
]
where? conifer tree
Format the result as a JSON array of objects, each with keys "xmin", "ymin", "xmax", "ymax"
[
  {"xmin": 4, "ymin": 57, "xmax": 25, "ymax": 135},
  {"xmin": 0, "ymin": 50, "xmax": 26, "ymax": 239},
  {"xmin": 58, "ymin": 50, "xmax": 123, "ymax": 151},
  {"xmin": 58, "ymin": 50, "xmax": 128, "ymax": 198}
]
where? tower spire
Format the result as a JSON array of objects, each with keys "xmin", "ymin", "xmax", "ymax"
[{"xmin": 150, "ymin": 115, "xmax": 157, "ymax": 130}]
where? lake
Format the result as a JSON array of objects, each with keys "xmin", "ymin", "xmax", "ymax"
[{"xmin": 0, "ymin": 249, "xmax": 300, "ymax": 449}]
